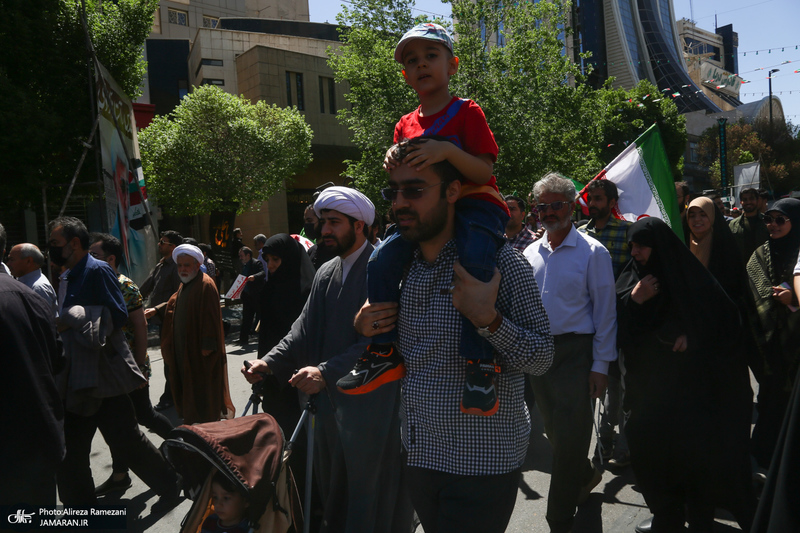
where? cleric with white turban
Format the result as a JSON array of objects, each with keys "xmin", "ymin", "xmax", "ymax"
[
  {"xmin": 314, "ymin": 186, "xmax": 375, "ymax": 225},
  {"xmin": 172, "ymin": 244, "xmax": 204, "ymax": 266}
]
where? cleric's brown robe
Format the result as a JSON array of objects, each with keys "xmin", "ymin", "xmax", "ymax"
[{"xmin": 156, "ymin": 272, "xmax": 235, "ymax": 424}]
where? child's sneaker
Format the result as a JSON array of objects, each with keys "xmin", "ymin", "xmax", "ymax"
[
  {"xmin": 336, "ymin": 343, "xmax": 406, "ymax": 394},
  {"xmin": 460, "ymin": 360, "xmax": 500, "ymax": 416}
]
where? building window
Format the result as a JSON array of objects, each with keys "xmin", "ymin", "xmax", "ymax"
[
  {"xmin": 203, "ymin": 16, "xmax": 220, "ymax": 29},
  {"xmin": 319, "ymin": 76, "xmax": 336, "ymax": 114},
  {"xmin": 689, "ymin": 142, "xmax": 699, "ymax": 164},
  {"xmin": 286, "ymin": 72, "xmax": 304, "ymax": 111},
  {"xmin": 168, "ymin": 8, "xmax": 188, "ymax": 26},
  {"xmin": 195, "ymin": 59, "xmax": 223, "ymax": 77},
  {"xmin": 202, "ymin": 78, "xmax": 225, "ymax": 86}
]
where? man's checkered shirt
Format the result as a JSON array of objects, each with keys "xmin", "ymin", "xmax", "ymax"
[
  {"xmin": 578, "ymin": 216, "xmax": 632, "ymax": 278},
  {"xmin": 506, "ymin": 226, "xmax": 538, "ymax": 252},
  {"xmin": 398, "ymin": 241, "xmax": 553, "ymax": 476}
]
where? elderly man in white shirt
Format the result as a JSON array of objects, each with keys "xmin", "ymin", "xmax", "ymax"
[
  {"xmin": 7, "ymin": 243, "xmax": 58, "ymax": 317},
  {"xmin": 523, "ymin": 172, "xmax": 618, "ymax": 533}
]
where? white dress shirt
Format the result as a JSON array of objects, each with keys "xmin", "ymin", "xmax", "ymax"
[{"xmin": 523, "ymin": 224, "xmax": 617, "ymax": 374}]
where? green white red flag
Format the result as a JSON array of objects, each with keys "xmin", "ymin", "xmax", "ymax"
[{"xmin": 578, "ymin": 124, "xmax": 684, "ymax": 240}]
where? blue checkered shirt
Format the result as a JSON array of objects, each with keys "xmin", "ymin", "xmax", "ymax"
[
  {"xmin": 578, "ymin": 217, "xmax": 632, "ymax": 279},
  {"xmin": 398, "ymin": 241, "xmax": 553, "ymax": 475}
]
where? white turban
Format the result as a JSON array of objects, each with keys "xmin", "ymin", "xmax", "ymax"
[
  {"xmin": 172, "ymin": 244, "xmax": 204, "ymax": 265},
  {"xmin": 314, "ymin": 186, "xmax": 375, "ymax": 226}
]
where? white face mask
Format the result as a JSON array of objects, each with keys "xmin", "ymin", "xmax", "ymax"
[{"xmin": 179, "ymin": 270, "xmax": 199, "ymax": 284}]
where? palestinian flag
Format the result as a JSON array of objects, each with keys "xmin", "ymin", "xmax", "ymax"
[{"xmin": 578, "ymin": 124, "xmax": 684, "ymax": 240}]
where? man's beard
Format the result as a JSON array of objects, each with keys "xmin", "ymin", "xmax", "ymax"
[
  {"xmin": 743, "ymin": 204, "xmax": 757, "ymax": 214},
  {"xmin": 588, "ymin": 206, "xmax": 609, "ymax": 220},
  {"xmin": 179, "ymin": 270, "xmax": 199, "ymax": 284},
  {"xmin": 322, "ymin": 225, "xmax": 357, "ymax": 256},
  {"xmin": 541, "ymin": 215, "xmax": 571, "ymax": 233},
  {"xmin": 395, "ymin": 201, "xmax": 448, "ymax": 243}
]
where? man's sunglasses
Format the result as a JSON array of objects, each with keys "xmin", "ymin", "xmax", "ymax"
[
  {"xmin": 764, "ymin": 214, "xmax": 790, "ymax": 226},
  {"xmin": 535, "ymin": 201, "xmax": 567, "ymax": 213},
  {"xmin": 381, "ymin": 182, "xmax": 442, "ymax": 201}
]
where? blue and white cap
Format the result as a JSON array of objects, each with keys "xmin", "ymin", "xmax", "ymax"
[{"xmin": 394, "ymin": 23, "xmax": 454, "ymax": 63}]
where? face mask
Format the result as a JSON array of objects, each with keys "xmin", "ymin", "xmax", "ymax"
[
  {"xmin": 304, "ymin": 223, "xmax": 318, "ymax": 240},
  {"xmin": 49, "ymin": 245, "xmax": 69, "ymax": 267}
]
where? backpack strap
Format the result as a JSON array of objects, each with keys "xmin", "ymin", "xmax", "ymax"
[{"xmin": 422, "ymin": 98, "xmax": 466, "ymax": 137}]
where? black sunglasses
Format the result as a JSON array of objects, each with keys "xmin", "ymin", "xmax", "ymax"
[
  {"xmin": 381, "ymin": 182, "xmax": 442, "ymax": 201},
  {"xmin": 535, "ymin": 201, "xmax": 567, "ymax": 213},
  {"xmin": 764, "ymin": 214, "xmax": 789, "ymax": 226}
]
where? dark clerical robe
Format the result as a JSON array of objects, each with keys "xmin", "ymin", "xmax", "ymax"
[{"xmin": 158, "ymin": 272, "xmax": 234, "ymax": 424}]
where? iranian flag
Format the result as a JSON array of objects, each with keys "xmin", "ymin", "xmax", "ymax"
[{"xmin": 578, "ymin": 124, "xmax": 684, "ymax": 240}]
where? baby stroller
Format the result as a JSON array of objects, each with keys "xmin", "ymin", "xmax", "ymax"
[{"xmin": 161, "ymin": 413, "xmax": 303, "ymax": 533}]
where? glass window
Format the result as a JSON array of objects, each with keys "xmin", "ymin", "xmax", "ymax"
[
  {"xmin": 286, "ymin": 72, "xmax": 304, "ymax": 110},
  {"xmin": 318, "ymin": 76, "xmax": 336, "ymax": 114},
  {"xmin": 201, "ymin": 78, "xmax": 225, "ymax": 86},
  {"xmin": 203, "ymin": 16, "xmax": 220, "ymax": 29},
  {"xmin": 168, "ymin": 8, "xmax": 188, "ymax": 26}
]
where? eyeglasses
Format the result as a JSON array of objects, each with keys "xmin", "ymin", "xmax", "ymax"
[
  {"xmin": 535, "ymin": 201, "xmax": 568, "ymax": 213},
  {"xmin": 764, "ymin": 215, "xmax": 790, "ymax": 226},
  {"xmin": 381, "ymin": 182, "xmax": 442, "ymax": 201}
]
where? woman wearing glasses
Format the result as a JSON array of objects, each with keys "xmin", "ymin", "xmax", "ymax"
[{"xmin": 746, "ymin": 197, "xmax": 800, "ymax": 474}]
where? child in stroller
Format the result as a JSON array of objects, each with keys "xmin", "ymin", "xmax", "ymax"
[
  {"xmin": 202, "ymin": 470, "xmax": 250, "ymax": 533},
  {"xmin": 161, "ymin": 413, "xmax": 302, "ymax": 533}
]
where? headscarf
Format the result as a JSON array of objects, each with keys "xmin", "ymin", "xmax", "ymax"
[
  {"xmin": 767, "ymin": 198, "xmax": 800, "ymax": 278},
  {"xmin": 172, "ymin": 244, "xmax": 203, "ymax": 265},
  {"xmin": 616, "ymin": 217, "xmax": 738, "ymax": 354},
  {"xmin": 686, "ymin": 197, "xmax": 715, "ymax": 268},
  {"xmin": 257, "ymin": 233, "xmax": 315, "ymax": 356},
  {"xmin": 314, "ymin": 186, "xmax": 375, "ymax": 226}
]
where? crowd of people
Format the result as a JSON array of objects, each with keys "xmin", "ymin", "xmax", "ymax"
[{"xmin": 2, "ymin": 21, "xmax": 799, "ymax": 533}]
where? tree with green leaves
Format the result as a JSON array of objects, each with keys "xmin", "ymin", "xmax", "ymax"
[
  {"xmin": 139, "ymin": 85, "xmax": 313, "ymax": 216},
  {"xmin": 697, "ymin": 120, "xmax": 800, "ymax": 194},
  {"xmin": 0, "ymin": 0, "xmax": 158, "ymax": 212},
  {"xmin": 595, "ymin": 80, "xmax": 687, "ymax": 180}
]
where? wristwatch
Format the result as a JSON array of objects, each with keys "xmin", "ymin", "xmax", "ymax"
[{"xmin": 476, "ymin": 311, "xmax": 503, "ymax": 338}]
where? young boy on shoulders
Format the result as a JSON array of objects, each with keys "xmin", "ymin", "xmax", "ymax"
[{"xmin": 336, "ymin": 23, "xmax": 510, "ymax": 416}]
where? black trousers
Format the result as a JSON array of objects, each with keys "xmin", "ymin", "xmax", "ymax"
[
  {"xmin": 57, "ymin": 393, "xmax": 178, "ymax": 505},
  {"xmin": 104, "ymin": 384, "xmax": 175, "ymax": 474},
  {"xmin": 405, "ymin": 464, "xmax": 521, "ymax": 533}
]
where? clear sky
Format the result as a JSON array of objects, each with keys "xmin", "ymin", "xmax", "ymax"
[{"xmin": 307, "ymin": 0, "xmax": 799, "ymax": 125}]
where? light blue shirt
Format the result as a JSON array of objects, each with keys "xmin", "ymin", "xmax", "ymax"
[
  {"xmin": 18, "ymin": 269, "xmax": 58, "ymax": 318},
  {"xmin": 523, "ymin": 224, "xmax": 617, "ymax": 375}
]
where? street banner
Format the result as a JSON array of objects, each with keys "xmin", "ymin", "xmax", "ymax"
[
  {"xmin": 95, "ymin": 60, "xmax": 156, "ymax": 285},
  {"xmin": 225, "ymin": 275, "xmax": 248, "ymax": 300},
  {"xmin": 578, "ymin": 124, "xmax": 684, "ymax": 240}
]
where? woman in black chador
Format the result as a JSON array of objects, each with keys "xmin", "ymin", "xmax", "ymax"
[{"xmin": 616, "ymin": 217, "xmax": 754, "ymax": 532}]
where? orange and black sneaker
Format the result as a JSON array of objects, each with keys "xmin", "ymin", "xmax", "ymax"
[
  {"xmin": 460, "ymin": 360, "xmax": 500, "ymax": 416},
  {"xmin": 336, "ymin": 343, "xmax": 406, "ymax": 395}
]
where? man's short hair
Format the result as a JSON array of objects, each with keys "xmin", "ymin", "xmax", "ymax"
[
  {"xmin": 49, "ymin": 216, "xmax": 89, "ymax": 250},
  {"xmin": 0, "ymin": 222, "xmax": 6, "ymax": 255},
  {"xmin": 586, "ymin": 179, "xmax": 619, "ymax": 202},
  {"xmin": 254, "ymin": 234, "xmax": 267, "ymax": 246},
  {"xmin": 160, "ymin": 230, "xmax": 183, "ymax": 246},
  {"xmin": 17, "ymin": 243, "xmax": 45, "ymax": 266},
  {"xmin": 198, "ymin": 243, "xmax": 212, "ymax": 256},
  {"xmin": 91, "ymin": 233, "xmax": 123, "ymax": 266},
  {"xmin": 182, "ymin": 237, "xmax": 199, "ymax": 246},
  {"xmin": 233, "ymin": 228, "xmax": 242, "ymax": 236},
  {"xmin": 675, "ymin": 181, "xmax": 690, "ymax": 197},
  {"xmin": 240, "ymin": 246, "xmax": 253, "ymax": 258},
  {"xmin": 390, "ymin": 136, "xmax": 463, "ymax": 194},
  {"xmin": 758, "ymin": 188, "xmax": 769, "ymax": 200},
  {"xmin": 740, "ymin": 187, "xmax": 758, "ymax": 200},
  {"xmin": 504, "ymin": 195, "xmax": 526, "ymax": 213},
  {"xmin": 532, "ymin": 172, "xmax": 577, "ymax": 203}
]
